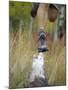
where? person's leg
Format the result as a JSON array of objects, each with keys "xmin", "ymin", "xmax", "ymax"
[
  {"xmin": 37, "ymin": 4, "xmax": 48, "ymax": 29},
  {"xmin": 37, "ymin": 4, "xmax": 49, "ymax": 52}
]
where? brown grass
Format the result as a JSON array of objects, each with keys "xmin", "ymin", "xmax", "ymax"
[{"xmin": 9, "ymin": 30, "xmax": 66, "ymax": 88}]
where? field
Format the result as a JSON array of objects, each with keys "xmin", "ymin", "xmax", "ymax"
[{"xmin": 9, "ymin": 30, "xmax": 66, "ymax": 88}]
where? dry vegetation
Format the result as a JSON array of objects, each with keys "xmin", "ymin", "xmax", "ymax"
[{"xmin": 9, "ymin": 30, "xmax": 66, "ymax": 88}]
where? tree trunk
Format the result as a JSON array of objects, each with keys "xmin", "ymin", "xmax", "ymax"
[
  {"xmin": 53, "ymin": 18, "xmax": 59, "ymax": 43},
  {"xmin": 18, "ymin": 19, "xmax": 24, "ymax": 54},
  {"xmin": 29, "ymin": 17, "xmax": 33, "ymax": 39}
]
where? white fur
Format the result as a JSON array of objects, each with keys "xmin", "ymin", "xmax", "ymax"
[{"xmin": 29, "ymin": 53, "xmax": 45, "ymax": 82}]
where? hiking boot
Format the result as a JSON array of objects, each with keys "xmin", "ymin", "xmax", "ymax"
[{"xmin": 38, "ymin": 31, "xmax": 48, "ymax": 52}]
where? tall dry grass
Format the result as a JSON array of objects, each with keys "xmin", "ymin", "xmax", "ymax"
[{"xmin": 9, "ymin": 30, "xmax": 66, "ymax": 88}]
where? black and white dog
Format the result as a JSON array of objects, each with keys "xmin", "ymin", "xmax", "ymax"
[{"xmin": 28, "ymin": 53, "xmax": 48, "ymax": 87}]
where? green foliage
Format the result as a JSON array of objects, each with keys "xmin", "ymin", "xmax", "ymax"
[{"xmin": 9, "ymin": 1, "xmax": 32, "ymax": 31}]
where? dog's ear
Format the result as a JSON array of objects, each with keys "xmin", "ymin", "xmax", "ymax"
[
  {"xmin": 48, "ymin": 4, "xmax": 59, "ymax": 22},
  {"xmin": 31, "ymin": 3, "xmax": 39, "ymax": 18}
]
